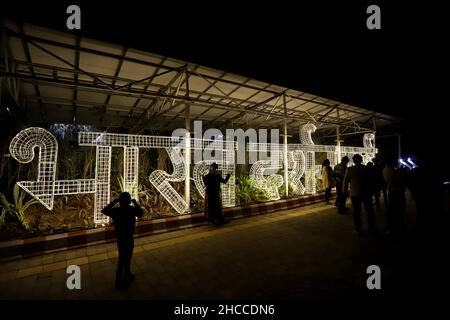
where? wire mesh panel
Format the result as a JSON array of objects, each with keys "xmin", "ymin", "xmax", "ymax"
[
  {"xmin": 249, "ymin": 160, "xmax": 284, "ymax": 200},
  {"xmin": 315, "ymin": 164, "xmax": 323, "ymax": 189},
  {"xmin": 193, "ymin": 159, "xmax": 235, "ymax": 207},
  {"xmin": 148, "ymin": 148, "xmax": 188, "ymax": 214},
  {"xmin": 362, "ymin": 133, "xmax": 376, "ymax": 164},
  {"xmin": 9, "ymin": 127, "xmax": 58, "ymax": 210},
  {"xmin": 248, "ymin": 143, "xmax": 309, "ymax": 196},
  {"xmin": 222, "ymin": 146, "xmax": 236, "ymax": 207},
  {"xmin": 193, "ymin": 161, "xmax": 211, "ymax": 199},
  {"xmin": 10, "ymin": 126, "xmax": 379, "ymax": 226},
  {"xmin": 301, "ymin": 124, "xmax": 316, "ymax": 194},
  {"xmin": 300, "ymin": 123, "xmax": 317, "ymax": 145},
  {"xmin": 340, "ymin": 134, "xmax": 377, "ymax": 165},
  {"xmin": 94, "ymin": 146, "xmax": 111, "ymax": 225},
  {"xmin": 79, "ymin": 132, "xmax": 238, "ymax": 151},
  {"xmin": 79, "ymin": 131, "xmax": 238, "ymax": 216},
  {"xmin": 363, "ymin": 133, "xmax": 376, "ymax": 149},
  {"xmin": 327, "ymin": 151, "xmax": 338, "ymax": 167},
  {"xmin": 288, "ymin": 150, "xmax": 306, "ymax": 195},
  {"xmin": 341, "ymin": 146, "xmax": 377, "ymax": 154},
  {"xmin": 251, "ymin": 143, "xmax": 337, "ymax": 153},
  {"xmin": 123, "ymin": 147, "xmax": 139, "ymax": 200},
  {"xmin": 53, "ymin": 179, "xmax": 96, "ymax": 194},
  {"xmin": 248, "ymin": 142, "xmax": 284, "ymax": 200},
  {"xmin": 346, "ymin": 153, "xmax": 355, "ymax": 166},
  {"xmin": 304, "ymin": 151, "xmax": 316, "ymax": 194}
]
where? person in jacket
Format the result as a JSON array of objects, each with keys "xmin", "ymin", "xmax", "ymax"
[
  {"xmin": 333, "ymin": 156, "xmax": 350, "ymax": 213},
  {"xmin": 372, "ymin": 157, "xmax": 387, "ymax": 210},
  {"xmin": 321, "ymin": 159, "xmax": 334, "ymax": 205},
  {"xmin": 203, "ymin": 163, "xmax": 231, "ymax": 225},
  {"xmin": 343, "ymin": 154, "xmax": 375, "ymax": 235},
  {"xmin": 366, "ymin": 161, "xmax": 380, "ymax": 211}
]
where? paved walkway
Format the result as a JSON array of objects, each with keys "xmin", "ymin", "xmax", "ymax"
[{"xmin": 0, "ymin": 198, "xmax": 443, "ymax": 300}]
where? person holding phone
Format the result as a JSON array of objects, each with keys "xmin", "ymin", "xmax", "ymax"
[
  {"xmin": 203, "ymin": 163, "xmax": 231, "ymax": 226},
  {"xmin": 102, "ymin": 192, "xmax": 143, "ymax": 289}
]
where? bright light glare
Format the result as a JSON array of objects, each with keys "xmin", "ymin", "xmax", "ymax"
[
  {"xmin": 407, "ymin": 158, "xmax": 417, "ymax": 168},
  {"xmin": 399, "ymin": 159, "xmax": 412, "ymax": 169}
]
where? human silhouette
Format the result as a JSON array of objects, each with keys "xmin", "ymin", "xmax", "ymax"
[
  {"xmin": 333, "ymin": 156, "xmax": 349, "ymax": 214},
  {"xmin": 366, "ymin": 161, "xmax": 380, "ymax": 211},
  {"xmin": 203, "ymin": 163, "xmax": 231, "ymax": 226},
  {"xmin": 321, "ymin": 159, "xmax": 333, "ymax": 205},
  {"xmin": 382, "ymin": 159, "xmax": 395, "ymax": 206},
  {"xmin": 372, "ymin": 157, "xmax": 387, "ymax": 209},
  {"xmin": 343, "ymin": 154, "xmax": 375, "ymax": 235},
  {"xmin": 102, "ymin": 192, "xmax": 143, "ymax": 289}
]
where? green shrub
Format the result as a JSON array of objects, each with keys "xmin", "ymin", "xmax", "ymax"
[
  {"xmin": 235, "ymin": 174, "xmax": 267, "ymax": 205},
  {"xmin": 0, "ymin": 185, "xmax": 40, "ymax": 230}
]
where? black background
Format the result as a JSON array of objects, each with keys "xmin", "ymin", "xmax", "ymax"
[{"xmin": 1, "ymin": 1, "xmax": 448, "ymax": 164}]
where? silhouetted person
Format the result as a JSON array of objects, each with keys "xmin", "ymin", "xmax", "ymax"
[
  {"xmin": 333, "ymin": 156, "xmax": 349, "ymax": 214},
  {"xmin": 372, "ymin": 157, "xmax": 386, "ymax": 210},
  {"xmin": 384, "ymin": 163, "xmax": 407, "ymax": 237},
  {"xmin": 367, "ymin": 161, "xmax": 381, "ymax": 211},
  {"xmin": 203, "ymin": 163, "xmax": 231, "ymax": 226},
  {"xmin": 321, "ymin": 159, "xmax": 333, "ymax": 205},
  {"xmin": 343, "ymin": 154, "xmax": 375, "ymax": 235},
  {"xmin": 102, "ymin": 192, "xmax": 143, "ymax": 289}
]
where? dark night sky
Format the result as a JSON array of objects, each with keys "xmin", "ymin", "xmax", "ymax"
[{"xmin": 2, "ymin": 1, "xmax": 448, "ymax": 165}]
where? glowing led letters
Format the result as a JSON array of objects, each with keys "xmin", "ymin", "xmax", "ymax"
[
  {"xmin": 9, "ymin": 127, "xmax": 96, "ymax": 211},
  {"xmin": 193, "ymin": 160, "xmax": 235, "ymax": 207},
  {"xmin": 149, "ymin": 147, "xmax": 188, "ymax": 214},
  {"xmin": 250, "ymin": 160, "xmax": 284, "ymax": 200},
  {"xmin": 9, "ymin": 126, "xmax": 375, "ymax": 225},
  {"xmin": 300, "ymin": 123, "xmax": 317, "ymax": 194},
  {"xmin": 246, "ymin": 125, "xmax": 377, "ymax": 197},
  {"xmin": 78, "ymin": 132, "xmax": 237, "ymax": 219},
  {"xmin": 10, "ymin": 128, "xmax": 237, "ymax": 223},
  {"xmin": 287, "ymin": 150, "xmax": 306, "ymax": 195}
]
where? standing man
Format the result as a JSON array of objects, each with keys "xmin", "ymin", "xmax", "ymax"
[
  {"xmin": 203, "ymin": 163, "xmax": 231, "ymax": 226},
  {"xmin": 333, "ymin": 156, "xmax": 350, "ymax": 214},
  {"xmin": 321, "ymin": 159, "xmax": 334, "ymax": 205},
  {"xmin": 373, "ymin": 157, "xmax": 387, "ymax": 210},
  {"xmin": 343, "ymin": 154, "xmax": 375, "ymax": 235},
  {"xmin": 102, "ymin": 192, "xmax": 143, "ymax": 289}
]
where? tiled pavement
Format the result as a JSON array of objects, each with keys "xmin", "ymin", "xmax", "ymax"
[{"xmin": 0, "ymin": 198, "xmax": 441, "ymax": 300}]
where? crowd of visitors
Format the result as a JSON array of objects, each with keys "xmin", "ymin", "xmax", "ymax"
[{"xmin": 322, "ymin": 154, "xmax": 422, "ymax": 237}]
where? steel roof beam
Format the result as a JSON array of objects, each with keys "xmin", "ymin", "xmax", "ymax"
[
  {"xmin": 6, "ymin": 71, "xmax": 376, "ymax": 132},
  {"xmin": 10, "ymin": 59, "xmax": 398, "ymax": 124},
  {"xmin": 3, "ymin": 26, "xmax": 400, "ymax": 124},
  {"xmin": 18, "ymin": 22, "xmax": 46, "ymax": 122},
  {"xmin": 100, "ymin": 46, "xmax": 128, "ymax": 128}
]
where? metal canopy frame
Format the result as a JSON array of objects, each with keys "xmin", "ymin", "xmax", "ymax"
[{"xmin": 0, "ymin": 19, "xmax": 401, "ymax": 136}]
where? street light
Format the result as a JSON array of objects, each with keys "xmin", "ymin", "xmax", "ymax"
[
  {"xmin": 407, "ymin": 157, "xmax": 417, "ymax": 168},
  {"xmin": 399, "ymin": 158, "xmax": 412, "ymax": 169}
]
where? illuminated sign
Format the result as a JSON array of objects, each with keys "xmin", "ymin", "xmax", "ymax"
[{"xmin": 9, "ymin": 125, "xmax": 376, "ymax": 225}]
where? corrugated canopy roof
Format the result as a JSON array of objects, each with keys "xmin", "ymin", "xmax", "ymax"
[{"xmin": 0, "ymin": 19, "xmax": 401, "ymax": 136}]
